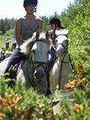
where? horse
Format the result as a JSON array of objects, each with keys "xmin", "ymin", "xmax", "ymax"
[
  {"xmin": 17, "ymin": 31, "xmax": 50, "ymax": 95},
  {"xmin": 49, "ymin": 30, "xmax": 73, "ymax": 94}
]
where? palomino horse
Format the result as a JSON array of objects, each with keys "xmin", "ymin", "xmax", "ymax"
[
  {"xmin": 17, "ymin": 31, "xmax": 50, "ymax": 95},
  {"xmin": 49, "ymin": 29, "xmax": 73, "ymax": 93},
  {"xmin": 0, "ymin": 31, "xmax": 50, "ymax": 95}
]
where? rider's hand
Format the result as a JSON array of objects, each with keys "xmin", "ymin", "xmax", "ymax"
[{"xmin": 50, "ymin": 42, "xmax": 56, "ymax": 49}]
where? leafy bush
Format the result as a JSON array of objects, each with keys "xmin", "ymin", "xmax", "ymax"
[{"xmin": 0, "ymin": 78, "xmax": 53, "ymax": 120}]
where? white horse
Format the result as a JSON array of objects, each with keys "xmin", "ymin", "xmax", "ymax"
[
  {"xmin": 0, "ymin": 31, "xmax": 50, "ymax": 95},
  {"xmin": 49, "ymin": 29, "xmax": 73, "ymax": 93}
]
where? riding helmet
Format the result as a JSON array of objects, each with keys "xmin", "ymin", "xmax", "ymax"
[
  {"xmin": 49, "ymin": 17, "xmax": 63, "ymax": 28},
  {"xmin": 23, "ymin": 0, "xmax": 38, "ymax": 7}
]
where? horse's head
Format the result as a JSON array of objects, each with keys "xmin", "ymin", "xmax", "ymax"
[
  {"xmin": 55, "ymin": 29, "xmax": 68, "ymax": 60},
  {"xmin": 30, "ymin": 31, "xmax": 49, "ymax": 80}
]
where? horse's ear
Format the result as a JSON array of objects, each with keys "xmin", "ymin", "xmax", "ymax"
[
  {"xmin": 46, "ymin": 31, "xmax": 50, "ymax": 45},
  {"xmin": 36, "ymin": 30, "xmax": 39, "ymax": 40}
]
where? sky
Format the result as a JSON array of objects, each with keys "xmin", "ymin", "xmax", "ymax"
[{"xmin": 0, "ymin": 0, "xmax": 74, "ymax": 19}]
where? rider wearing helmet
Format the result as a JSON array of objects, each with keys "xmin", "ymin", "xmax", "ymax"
[
  {"xmin": 4, "ymin": 0, "xmax": 43, "ymax": 78},
  {"xmin": 4, "ymin": 42, "xmax": 10, "ymax": 51}
]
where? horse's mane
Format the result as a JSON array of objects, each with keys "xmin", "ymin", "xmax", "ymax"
[
  {"xmin": 20, "ymin": 31, "xmax": 49, "ymax": 56},
  {"xmin": 20, "ymin": 32, "xmax": 36, "ymax": 56}
]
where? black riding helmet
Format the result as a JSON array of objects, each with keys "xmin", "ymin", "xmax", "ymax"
[
  {"xmin": 23, "ymin": 0, "xmax": 38, "ymax": 7},
  {"xmin": 49, "ymin": 17, "xmax": 64, "ymax": 28}
]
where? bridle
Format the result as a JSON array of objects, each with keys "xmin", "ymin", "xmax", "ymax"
[
  {"xmin": 30, "ymin": 39, "xmax": 48, "ymax": 72},
  {"xmin": 30, "ymin": 39, "xmax": 49, "ymax": 77}
]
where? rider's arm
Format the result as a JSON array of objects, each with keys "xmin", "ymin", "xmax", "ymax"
[
  {"xmin": 49, "ymin": 30, "xmax": 56, "ymax": 49},
  {"xmin": 15, "ymin": 18, "xmax": 23, "ymax": 47},
  {"xmin": 37, "ymin": 19, "xmax": 43, "ymax": 31}
]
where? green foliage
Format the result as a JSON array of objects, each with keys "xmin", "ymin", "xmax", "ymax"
[
  {"xmin": 0, "ymin": 77, "xmax": 53, "ymax": 120},
  {"xmin": 41, "ymin": 16, "xmax": 50, "ymax": 31},
  {"xmin": 0, "ymin": 18, "xmax": 15, "ymax": 35},
  {"xmin": 0, "ymin": 35, "xmax": 4, "ymax": 48},
  {"xmin": 60, "ymin": 0, "xmax": 89, "ymax": 64},
  {"xmin": 0, "ymin": 29, "xmax": 14, "ymax": 48},
  {"xmin": 4, "ymin": 29, "xmax": 15, "ymax": 44}
]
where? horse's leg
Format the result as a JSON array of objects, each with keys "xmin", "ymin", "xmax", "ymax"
[
  {"xmin": 17, "ymin": 68, "xmax": 26, "ymax": 85},
  {"xmin": 49, "ymin": 61, "xmax": 60, "ymax": 94},
  {"xmin": 59, "ymin": 62, "xmax": 73, "ymax": 89},
  {"xmin": 46, "ymin": 71, "xmax": 52, "ymax": 96}
]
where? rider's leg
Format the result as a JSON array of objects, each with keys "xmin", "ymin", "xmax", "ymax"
[
  {"xmin": 47, "ymin": 47, "xmax": 56, "ymax": 71},
  {"xmin": 49, "ymin": 47, "xmax": 56, "ymax": 60},
  {"xmin": 4, "ymin": 48, "xmax": 27, "ymax": 76}
]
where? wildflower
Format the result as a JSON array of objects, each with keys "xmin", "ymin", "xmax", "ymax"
[
  {"xmin": 64, "ymin": 118, "xmax": 70, "ymax": 120},
  {"xmin": 13, "ymin": 94, "xmax": 23, "ymax": 104},
  {"xmin": 0, "ymin": 113, "xmax": 4, "ymax": 120},
  {"xmin": 77, "ymin": 61, "xmax": 86, "ymax": 71},
  {"xmin": 75, "ymin": 77, "xmax": 82, "ymax": 86},
  {"xmin": 38, "ymin": 103, "xmax": 44, "ymax": 108},
  {"xmin": 65, "ymin": 80, "xmax": 75, "ymax": 89},
  {"xmin": 73, "ymin": 104, "xmax": 83, "ymax": 113}
]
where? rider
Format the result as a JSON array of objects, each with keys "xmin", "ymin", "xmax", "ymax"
[
  {"xmin": 4, "ymin": 0, "xmax": 43, "ymax": 78},
  {"xmin": 47, "ymin": 17, "xmax": 68, "ymax": 71},
  {"xmin": 4, "ymin": 42, "xmax": 10, "ymax": 51},
  {"xmin": 0, "ymin": 48, "xmax": 5, "ymax": 62},
  {"xmin": 10, "ymin": 42, "xmax": 17, "ymax": 52}
]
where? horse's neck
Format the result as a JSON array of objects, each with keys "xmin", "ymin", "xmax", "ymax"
[{"xmin": 58, "ymin": 53, "xmax": 70, "ymax": 63}]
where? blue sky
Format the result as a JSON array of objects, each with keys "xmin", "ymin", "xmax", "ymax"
[{"xmin": 0, "ymin": 0, "xmax": 74, "ymax": 19}]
